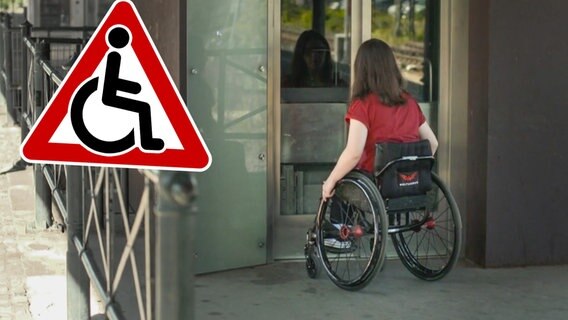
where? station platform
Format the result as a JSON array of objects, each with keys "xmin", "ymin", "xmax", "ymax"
[{"xmin": 196, "ymin": 260, "xmax": 568, "ymax": 320}]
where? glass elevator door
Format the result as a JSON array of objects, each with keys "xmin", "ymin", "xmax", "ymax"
[
  {"xmin": 188, "ymin": 0, "xmax": 268, "ymax": 273},
  {"xmin": 274, "ymin": 0, "xmax": 351, "ymax": 259}
]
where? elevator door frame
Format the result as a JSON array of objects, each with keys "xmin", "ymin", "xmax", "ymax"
[{"xmin": 268, "ymin": 0, "xmax": 455, "ymax": 261}]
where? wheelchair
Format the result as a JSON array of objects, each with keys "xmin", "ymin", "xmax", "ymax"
[{"xmin": 304, "ymin": 140, "xmax": 463, "ymax": 291}]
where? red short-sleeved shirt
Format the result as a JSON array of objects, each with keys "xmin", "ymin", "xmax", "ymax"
[{"xmin": 345, "ymin": 93, "xmax": 426, "ymax": 173}]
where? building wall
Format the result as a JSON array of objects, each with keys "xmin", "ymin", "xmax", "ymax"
[
  {"xmin": 468, "ymin": 0, "xmax": 568, "ymax": 266},
  {"xmin": 444, "ymin": 0, "xmax": 469, "ymax": 260},
  {"xmin": 128, "ymin": 0, "xmax": 185, "ymax": 207},
  {"xmin": 132, "ymin": 0, "xmax": 185, "ymax": 92},
  {"xmin": 466, "ymin": 0, "xmax": 489, "ymax": 266}
]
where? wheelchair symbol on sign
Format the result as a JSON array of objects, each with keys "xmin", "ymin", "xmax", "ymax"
[{"xmin": 70, "ymin": 25, "xmax": 164, "ymax": 154}]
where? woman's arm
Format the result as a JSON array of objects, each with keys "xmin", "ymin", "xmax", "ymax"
[
  {"xmin": 418, "ymin": 121, "xmax": 438, "ymax": 155},
  {"xmin": 322, "ymin": 119, "xmax": 368, "ymax": 199}
]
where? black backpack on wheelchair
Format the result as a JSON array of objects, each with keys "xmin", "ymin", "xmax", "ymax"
[{"xmin": 374, "ymin": 139, "xmax": 434, "ymax": 199}]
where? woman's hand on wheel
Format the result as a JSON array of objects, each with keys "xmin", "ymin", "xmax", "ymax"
[{"xmin": 322, "ymin": 179, "xmax": 336, "ymax": 200}]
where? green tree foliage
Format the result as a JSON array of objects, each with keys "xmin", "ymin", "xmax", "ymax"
[
  {"xmin": 282, "ymin": 1, "xmax": 425, "ymax": 45},
  {"xmin": 0, "ymin": 0, "xmax": 24, "ymax": 12},
  {"xmin": 282, "ymin": 0, "xmax": 303, "ymax": 25},
  {"xmin": 371, "ymin": 10, "xmax": 425, "ymax": 45},
  {"xmin": 326, "ymin": 7, "xmax": 345, "ymax": 33},
  {"xmin": 282, "ymin": 0, "xmax": 346, "ymax": 34}
]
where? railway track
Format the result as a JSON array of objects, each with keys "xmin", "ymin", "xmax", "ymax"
[{"xmin": 393, "ymin": 41, "xmax": 424, "ymax": 71}]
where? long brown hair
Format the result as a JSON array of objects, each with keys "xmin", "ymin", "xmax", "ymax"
[{"xmin": 351, "ymin": 39, "xmax": 406, "ymax": 106}]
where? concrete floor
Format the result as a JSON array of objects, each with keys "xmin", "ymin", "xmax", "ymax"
[{"xmin": 195, "ymin": 260, "xmax": 568, "ymax": 320}]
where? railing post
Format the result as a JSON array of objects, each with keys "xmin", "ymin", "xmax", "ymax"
[
  {"xmin": 67, "ymin": 166, "xmax": 90, "ymax": 319},
  {"xmin": 34, "ymin": 40, "xmax": 49, "ymax": 121},
  {"xmin": 3, "ymin": 14, "xmax": 15, "ymax": 125},
  {"xmin": 34, "ymin": 162, "xmax": 52, "ymax": 228},
  {"xmin": 32, "ymin": 40, "xmax": 53, "ymax": 229},
  {"xmin": 0, "ymin": 13, "xmax": 5, "ymax": 88},
  {"xmin": 156, "ymin": 171, "xmax": 197, "ymax": 320},
  {"xmin": 19, "ymin": 20, "xmax": 30, "ymax": 142}
]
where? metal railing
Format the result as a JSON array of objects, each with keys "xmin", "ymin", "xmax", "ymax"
[
  {"xmin": 20, "ymin": 19, "xmax": 91, "ymax": 229},
  {"xmin": 0, "ymin": 12, "xmax": 25, "ymax": 125},
  {"xmin": 2, "ymin": 11, "xmax": 196, "ymax": 320},
  {"xmin": 69, "ymin": 166, "xmax": 156, "ymax": 319}
]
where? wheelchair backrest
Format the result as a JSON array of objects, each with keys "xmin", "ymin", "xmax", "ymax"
[{"xmin": 374, "ymin": 140, "xmax": 434, "ymax": 199}]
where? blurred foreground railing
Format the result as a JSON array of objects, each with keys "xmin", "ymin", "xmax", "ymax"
[{"xmin": 2, "ymin": 11, "xmax": 196, "ymax": 320}]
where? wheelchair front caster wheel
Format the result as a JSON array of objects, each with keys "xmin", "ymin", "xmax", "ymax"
[
  {"xmin": 306, "ymin": 256, "xmax": 319, "ymax": 278},
  {"xmin": 304, "ymin": 244, "xmax": 320, "ymax": 279}
]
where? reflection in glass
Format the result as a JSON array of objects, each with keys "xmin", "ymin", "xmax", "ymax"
[
  {"xmin": 372, "ymin": 0, "xmax": 428, "ymax": 98},
  {"xmin": 284, "ymin": 30, "xmax": 335, "ymax": 87},
  {"xmin": 281, "ymin": 0, "xmax": 350, "ymax": 97},
  {"xmin": 279, "ymin": 1, "xmax": 351, "ymax": 217},
  {"xmin": 371, "ymin": 0, "xmax": 438, "ymax": 129}
]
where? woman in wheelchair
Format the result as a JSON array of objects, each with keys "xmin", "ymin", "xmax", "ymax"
[
  {"xmin": 322, "ymin": 38, "xmax": 437, "ymax": 200},
  {"xmin": 306, "ymin": 39, "xmax": 460, "ymax": 290}
]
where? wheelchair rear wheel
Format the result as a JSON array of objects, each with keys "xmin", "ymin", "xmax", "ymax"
[
  {"xmin": 316, "ymin": 171, "xmax": 388, "ymax": 290},
  {"xmin": 390, "ymin": 172, "xmax": 462, "ymax": 280}
]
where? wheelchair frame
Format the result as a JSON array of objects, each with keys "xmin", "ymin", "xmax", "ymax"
[{"xmin": 304, "ymin": 155, "xmax": 463, "ymax": 291}]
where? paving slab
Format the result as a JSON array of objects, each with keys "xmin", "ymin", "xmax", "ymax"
[
  {"xmin": 0, "ymin": 95, "xmax": 105, "ymax": 319},
  {"xmin": 0, "ymin": 97, "xmax": 66, "ymax": 319}
]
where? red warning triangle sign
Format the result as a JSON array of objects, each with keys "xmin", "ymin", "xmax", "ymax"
[{"xmin": 20, "ymin": 0, "xmax": 211, "ymax": 172}]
